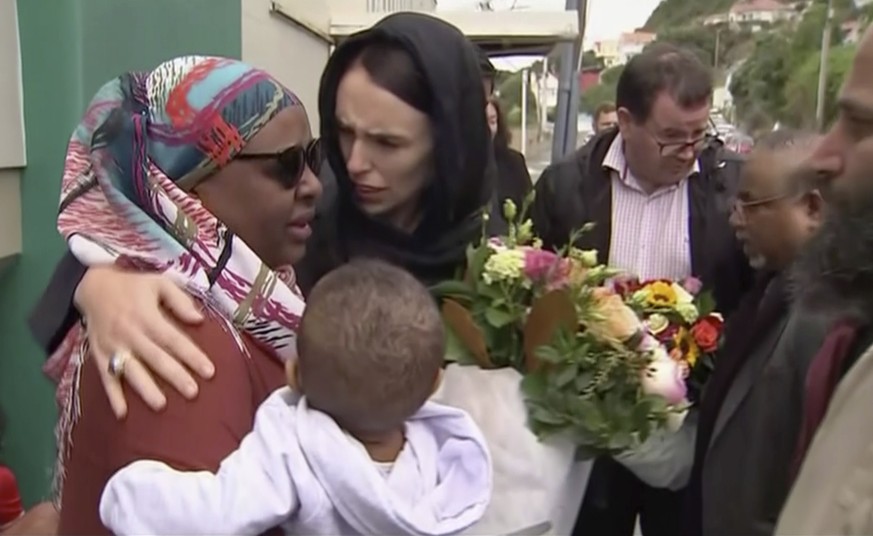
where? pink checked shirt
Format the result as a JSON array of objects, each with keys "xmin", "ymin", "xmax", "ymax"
[{"xmin": 604, "ymin": 133, "xmax": 698, "ymax": 281}]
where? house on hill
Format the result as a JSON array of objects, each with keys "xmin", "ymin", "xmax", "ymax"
[
  {"xmin": 728, "ymin": 0, "xmax": 797, "ymax": 27},
  {"xmin": 706, "ymin": 0, "xmax": 798, "ymax": 29}
]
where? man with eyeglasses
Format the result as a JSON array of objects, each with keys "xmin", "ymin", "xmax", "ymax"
[
  {"xmin": 679, "ymin": 130, "xmax": 830, "ymax": 536},
  {"xmin": 531, "ymin": 43, "xmax": 754, "ymax": 536}
]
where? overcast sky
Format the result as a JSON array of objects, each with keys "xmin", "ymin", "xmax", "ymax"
[{"xmin": 436, "ymin": 0, "xmax": 662, "ymax": 44}]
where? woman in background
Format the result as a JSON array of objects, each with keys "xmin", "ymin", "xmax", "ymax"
[{"xmin": 487, "ymin": 97, "xmax": 532, "ymax": 214}]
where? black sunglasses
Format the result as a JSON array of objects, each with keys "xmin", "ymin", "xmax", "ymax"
[{"xmin": 236, "ymin": 138, "xmax": 322, "ymax": 189}]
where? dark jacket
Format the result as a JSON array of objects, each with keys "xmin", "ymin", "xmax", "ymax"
[
  {"xmin": 689, "ymin": 274, "xmax": 831, "ymax": 536},
  {"xmin": 531, "ymin": 129, "xmax": 753, "ymax": 317},
  {"xmin": 494, "ymin": 146, "xmax": 532, "ymax": 210}
]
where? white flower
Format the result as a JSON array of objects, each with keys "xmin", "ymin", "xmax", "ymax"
[
  {"xmin": 482, "ymin": 249, "xmax": 525, "ymax": 285},
  {"xmin": 671, "ymin": 282, "xmax": 694, "ymax": 304},
  {"xmin": 675, "ymin": 302, "xmax": 699, "ymax": 324}
]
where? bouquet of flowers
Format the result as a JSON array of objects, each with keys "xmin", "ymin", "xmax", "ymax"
[
  {"xmin": 429, "ymin": 195, "xmax": 688, "ymax": 535},
  {"xmin": 616, "ymin": 277, "xmax": 724, "ymax": 403}
]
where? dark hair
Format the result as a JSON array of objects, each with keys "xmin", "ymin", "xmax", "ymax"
[
  {"xmin": 357, "ymin": 40, "xmax": 434, "ymax": 114},
  {"xmin": 593, "ymin": 101, "xmax": 616, "ymax": 123},
  {"xmin": 616, "ymin": 43, "xmax": 713, "ymax": 122},
  {"xmin": 488, "ymin": 97, "xmax": 512, "ymax": 149},
  {"xmin": 297, "ymin": 259, "xmax": 445, "ymax": 434}
]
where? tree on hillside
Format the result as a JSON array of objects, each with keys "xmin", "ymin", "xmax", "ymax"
[
  {"xmin": 728, "ymin": 0, "xmax": 857, "ymax": 132},
  {"xmin": 729, "ymin": 32, "xmax": 792, "ymax": 132},
  {"xmin": 783, "ymin": 44, "xmax": 856, "ymax": 128},
  {"xmin": 579, "ymin": 65, "xmax": 624, "ymax": 115},
  {"xmin": 647, "ymin": 25, "xmax": 754, "ymax": 70},
  {"xmin": 643, "ymin": 0, "xmax": 734, "ymax": 32},
  {"xmin": 497, "ymin": 70, "xmax": 538, "ymax": 126},
  {"xmin": 581, "ymin": 50, "xmax": 605, "ymax": 70}
]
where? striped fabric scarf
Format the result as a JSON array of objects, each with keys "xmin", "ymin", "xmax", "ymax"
[{"xmin": 43, "ymin": 56, "xmax": 307, "ymax": 499}]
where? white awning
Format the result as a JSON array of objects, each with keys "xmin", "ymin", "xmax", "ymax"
[{"xmin": 329, "ymin": 10, "xmax": 580, "ymax": 55}]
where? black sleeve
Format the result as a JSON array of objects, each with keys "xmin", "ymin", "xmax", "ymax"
[
  {"xmin": 28, "ymin": 250, "xmax": 86, "ymax": 356},
  {"xmin": 531, "ymin": 165, "xmax": 566, "ymax": 251}
]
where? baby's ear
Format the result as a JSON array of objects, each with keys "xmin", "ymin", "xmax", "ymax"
[
  {"xmin": 431, "ymin": 368, "xmax": 444, "ymax": 396},
  {"xmin": 285, "ymin": 358, "xmax": 302, "ymax": 393}
]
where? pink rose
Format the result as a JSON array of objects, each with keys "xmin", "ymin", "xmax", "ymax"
[
  {"xmin": 681, "ymin": 276, "xmax": 703, "ymax": 295},
  {"xmin": 523, "ymin": 249, "xmax": 569, "ymax": 288},
  {"xmin": 641, "ymin": 349, "xmax": 688, "ymax": 405}
]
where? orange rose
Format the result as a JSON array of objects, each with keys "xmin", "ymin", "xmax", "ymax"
[
  {"xmin": 587, "ymin": 288, "xmax": 642, "ymax": 344},
  {"xmin": 690, "ymin": 315, "xmax": 723, "ymax": 352}
]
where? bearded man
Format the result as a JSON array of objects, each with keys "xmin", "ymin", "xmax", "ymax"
[{"xmin": 776, "ymin": 24, "xmax": 873, "ymax": 534}]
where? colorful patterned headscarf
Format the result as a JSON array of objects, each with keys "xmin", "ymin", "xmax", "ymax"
[{"xmin": 44, "ymin": 56, "xmax": 307, "ymax": 496}]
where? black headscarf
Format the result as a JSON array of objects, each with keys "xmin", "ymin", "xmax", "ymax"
[{"xmin": 296, "ymin": 13, "xmax": 496, "ymax": 293}]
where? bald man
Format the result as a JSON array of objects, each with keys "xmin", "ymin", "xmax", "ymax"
[{"xmin": 663, "ymin": 130, "xmax": 829, "ymax": 536}]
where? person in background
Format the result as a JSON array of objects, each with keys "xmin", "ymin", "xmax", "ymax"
[
  {"xmin": 775, "ymin": 25, "xmax": 873, "ymax": 534},
  {"xmin": 99, "ymin": 259, "xmax": 492, "ymax": 536},
  {"xmin": 487, "ymin": 97, "xmax": 532, "ymax": 214},
  {"xmin": 532, "ymin": 42, "xmax": 752, "ymax": 536},
  {"xmin": 592, "ymin": 101, "xmax": 618, "ymax": 134},
  {"xmin": 679, "ymin": 130, "xmax": 828, "ymax": 536}
]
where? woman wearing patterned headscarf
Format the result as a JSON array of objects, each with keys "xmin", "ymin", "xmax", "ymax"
[{"xmin": 43, "ymin": 55, "xmax": 321, "ymax": 534}]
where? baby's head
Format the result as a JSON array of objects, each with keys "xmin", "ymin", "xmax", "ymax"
[{"xmin": 290, "ymin": 259, "xmax": 445, "ymax": 434}]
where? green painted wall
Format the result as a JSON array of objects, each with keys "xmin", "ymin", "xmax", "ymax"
[{"xmin": 1, "ymin": 0, "xmax": 241, "ymax": 506}]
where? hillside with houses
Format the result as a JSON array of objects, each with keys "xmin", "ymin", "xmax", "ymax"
[{"xmin": 572, "ymin": 0, "xmax": 873, "ymax": 133}]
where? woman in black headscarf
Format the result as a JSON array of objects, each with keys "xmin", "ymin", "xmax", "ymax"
[
  {"xmin": 29, "ymin": 12, "xmax": 495, "ymax": 415},
  {"xmin": 486, "ymin": 96, "xmax": 532, "ymax": 216}
]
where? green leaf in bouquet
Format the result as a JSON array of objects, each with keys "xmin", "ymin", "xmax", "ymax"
[
  {"xmin": 552, "ymin": 363, "xmax": 579, "ymax": 389},
  {"xmin": 530, "ymin": 405, "xmax": 567, "ymax": 426},
  {"xmin": 534, "ymin": 344, "xmax": 566, "ymax": 365},
  {"xmin": 574, "ymin": 370, "xmax": 595, "ymax": 392},
  {"xmin": 430, "ymin": 280, "xmax": 474, "ymax": 302},
  {"xmin": 695, "ymin": 291, "xmax": 717, "ymax": 317},
  {"xmin": 441, "ymin": 300, "xmax": 494, "ymax": 368},
  {"xmin": 630, "ymin": 397, "xmax": 656, "ymax": 436},
  {"xmin": 520, "ymin": 371, "xmax": 549, "ymax": 398},
  {"xmin": 474, "ymin": 280, "xmax": 504, "ymax": 301},
  {"xmin": 484, "ymin": 306, "xmax": 515, "ymax": 328},
  {"xmin": 465, "ymin": 243, "xmax": 491, "ymax": 283}
]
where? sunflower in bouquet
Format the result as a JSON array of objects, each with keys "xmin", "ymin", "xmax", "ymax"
[
  {"xmin": 431, "ymin": 194, "xmax": 689, "ymax": 458},
  {"xmin": 614, "ymin": 276, "xmax": 724, "ymax": 403}
]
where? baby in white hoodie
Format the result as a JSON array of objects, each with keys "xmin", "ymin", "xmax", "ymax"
[{"xmin": 98, "ymin": 259, "xmax": 492, "ymax": 535}]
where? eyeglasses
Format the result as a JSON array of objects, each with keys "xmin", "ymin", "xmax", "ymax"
[
  {"xmin": 644, "ymin": 129, "xmax": 709, "ymax": 157},
  {"xmin": 236, "ymin": 138, "xmax": 323, "ymax": 189},
  {"xmin": 654, "ymin": 136, "xmax": 709, "ymax": 157},
  {"xmin": 730, "ymin": 193, "xmax": 793, "ymax": 218}
]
